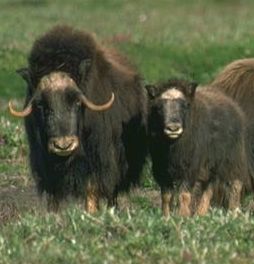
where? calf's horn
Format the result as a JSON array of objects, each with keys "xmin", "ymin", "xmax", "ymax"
[{"xmin": 80, "ymin": 92, "xmax": 115, "ymax": 111}]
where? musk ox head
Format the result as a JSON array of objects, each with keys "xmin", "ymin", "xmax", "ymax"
[
  {"xmin": 9, "ymin": 69, "xmax": 114, "ymax": 156},
  {"xmin": 146, "ymin": 79, "xmax": 198, "ymax": 140}
]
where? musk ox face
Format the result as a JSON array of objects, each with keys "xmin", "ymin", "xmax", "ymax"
[
  {"xmin": 160, "ymin": 88, "xmax": 188, "ymax": 139},
  {"xmin": 9, "ymin": 70, "xmax": 115, "ymax": 157},
  {"xmin": 147, "ymin": 80, "xmax": 198, "ymax": 140},
  {"xmin": 35, "ymin": 74, "xmax": 82, "ymax": 156}
]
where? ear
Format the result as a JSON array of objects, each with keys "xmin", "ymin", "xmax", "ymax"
[
  {"xmin": 79, "ymin": 59, "xmax": 92, "ymax": 76},
  {"xmin": 16, "ymin": 67, "xmax": 34, "ymax": 96},
  {"xmin": 145, "ymin": 84, "xmax": 157, "ymax": 99},
  {"xmin": 16, "ymin": 68, "xmax": 32, "ymax": 84},
  {"xmin": 186, "ymin": 81, "xmax": 198, "ymax": 98}
]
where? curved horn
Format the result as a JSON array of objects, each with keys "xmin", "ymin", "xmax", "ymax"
[
  {"xmin": 80, "ymin": 93, "xmax": 115, "ymax": 111},
  {"xmin": 8, "ymin": 100, "xmax": 33, "ymax": 117}
]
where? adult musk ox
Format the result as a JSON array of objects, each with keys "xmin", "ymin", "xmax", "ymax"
[
  {"xmin": 9, "ymin": 25, "xmax": 147, "ymax": 212},
  {"xmin": 211, "ymin": 58, "xmax": 254, "ymax": 189},
  {"xmin": 146, "ymin": 79, "xmax": 251, "ymax": 217}
]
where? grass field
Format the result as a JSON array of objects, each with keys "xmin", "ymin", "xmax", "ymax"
[{"xmin": 1, "ymin": 0, "xmax": 254, "ymax": 263}]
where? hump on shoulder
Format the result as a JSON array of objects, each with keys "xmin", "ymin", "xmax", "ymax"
[{"xmin": 196, "ymin": 85, "xmax": 245, "ymax": 124}]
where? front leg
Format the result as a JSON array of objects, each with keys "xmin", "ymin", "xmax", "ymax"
[
  {"xmin": 47, "ymin": 194, "xmax": 60, "ymax": 213},
  {"xmin": 161, "ymin": 187, "xmax": 173, "ymax": 218},
  {"xmin": 85, "ymin": 180, "xmax": 99, "ymax": 214},
  {"xmin": 107, "ymin": 189, "xmax": 118, "ymax": 209},
  {"xmin": 178, "ymin": 184, "xmax": 192, "ymax": 217}
]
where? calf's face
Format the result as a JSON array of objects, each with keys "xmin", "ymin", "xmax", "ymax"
[
  {"xmin": 160, "ymin": 88, "xmax": 189, "ymax": 139},
  {"xmin": 149, "ymin": 81, "xmax": 197, "ymax": 140}
]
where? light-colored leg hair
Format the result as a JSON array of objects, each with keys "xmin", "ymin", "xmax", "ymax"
[
  {"xmin": 85, "ymin": 180, "xmax": 99, "ymax": 214},
  {"xmin": 190, "ymin": 180, "xmax": 203, "ymax": 215},
  {"xmin": 196, "ymin": 183, "xmax": 213, "ymax": 216},
  {"xmin": 161, "ymin": 188, "xmax": 172, "ymax": 218},
  {"xmin": 228, "ymin": 179, "xmax": 243, "ymax": 210},
  {"xmin": 178, "ymin": 191, "xmax": 192, "ymax": 217}
]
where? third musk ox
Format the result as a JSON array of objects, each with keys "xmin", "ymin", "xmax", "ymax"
[
  {"xmin": 146, "ymin": 79, "xmax": 252, "ymax": 217},
  {"xmin": 9, "ymin": 26, "xmax": 147, "ymax": 212},
  {"xmin": 211, "ymin": 58, "xmax": 254, "ymax": 189}
]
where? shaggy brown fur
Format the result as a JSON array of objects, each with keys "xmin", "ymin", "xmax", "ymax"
[
  {"xmin": 15, "ymin": 25, "xmax": 148, "ymax": 212},
  {"xmin": 211, "ymin": 58, "xmax": 254, "ymax": 191},
  {"xmin": 147, "ymin": 79, "xmax": 251, "ymax": 217}
]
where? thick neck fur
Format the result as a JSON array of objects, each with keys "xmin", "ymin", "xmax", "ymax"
[{"xmin": 150, "ymin": 86, "xmax": 247, "ymax": 188}]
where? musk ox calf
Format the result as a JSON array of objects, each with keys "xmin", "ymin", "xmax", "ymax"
[
  {"xmin": 9, "ymin": 25, "xmax": 147, "ymax": 212},
  {"xmin": 211, "ymin": 58, "xmax": 254, "ymax": 189},
  {"xmin": 146, "ymin": 79, "xmax": 252, "ymax": 217}
]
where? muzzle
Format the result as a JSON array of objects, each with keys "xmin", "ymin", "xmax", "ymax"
[
  {"xmin": 48, "ymin": 136, "xmax": 79, "ymax": 156},
  {"xmin": 164, "ymin": 122, "xmax": 183, "ymax": 139}
]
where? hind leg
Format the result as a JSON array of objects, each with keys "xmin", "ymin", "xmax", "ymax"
[
  {"xmin": 191, "ymin": 180, "xmax": 203, "ymax": 215},
  {"xmin": 47, "ymin": 194, "xmax": 60, "ymax": 213},
  {"xmin": 178, "ymin": 191, "xmax": 192, "ymax": 216},
  {"xmin": 196, "ymin": 182, "xmax": 213, "ymax": 216},
  {"xmin": 228, "ymin": 179, "xmax": 243, "ymax": 210}
]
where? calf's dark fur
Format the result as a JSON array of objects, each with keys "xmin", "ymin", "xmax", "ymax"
[{"xmin": 147, "ymin": 79, "xmax": 251, "ymax": 217}]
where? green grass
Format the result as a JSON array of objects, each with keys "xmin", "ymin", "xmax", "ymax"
[
  {"xmin": 1, "ymin": 0, "xmax": 254, "ymax": 263},
  {"xmin": 1, "ymin": 207, "xmax": 254, "ymax": 264}
]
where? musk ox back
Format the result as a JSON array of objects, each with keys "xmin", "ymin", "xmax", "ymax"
[
  {"xmin": 146, "ymin": 79, "xmax": 251, "ymax": 217},
  {"xmin": 9, "ymin": 25, "xmax": 147, "ymax": 212}
]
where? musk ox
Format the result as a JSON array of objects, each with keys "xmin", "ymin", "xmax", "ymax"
[
  {"xmin": 9, "ymin": 25, "xmax": 147, "ymax": 212},
  {"xmin": 146, "ymin": 79, "xmax": 252, "ymax": 217},
  {"xmin": 211, "ymin": 58, "xmax": 254, "ymax": 189}
]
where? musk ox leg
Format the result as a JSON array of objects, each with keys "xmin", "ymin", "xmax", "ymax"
[
  {"xmin": 196, "ymin": 183, "xmax": 213, "ymax": 216},
  {"xmin": 47, "ymin": 195, "xmax": 60, "ymax": 213},
  {"xmin": 107, "ymin": 197, "xmax": 118, "ymax": 209},
  {"xmin": 161, "ymin": 187, "xmax": 172, "ymax": 218},
  {"xmin": 190, "ymin": 180, "xmax": 203, "ymax": 215},
  {"xmin": 228, "ymin": 179, "xmax": 243, "ymax": 211},
  {"xmin": 107, "ymin": 190, "xmax": 118, "ymax": 209},
  {"xmin": 85, "ymin": 195, "xmax": 99, "ymax": 214},
  {"xmin": 178, "ymin": 188, "xmax": 192, "ymax": 217},
  {"xmin": 85, "ymin": 181, "xmax": 99, "ymax": 214}
]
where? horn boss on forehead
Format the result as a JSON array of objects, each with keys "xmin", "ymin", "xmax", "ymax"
[
  {"xmin": 39, "ymin": 71, "xmax": 115, "ymax": 111},
  {"xmin": 160, "ymin": 88, "xmax": 185, "ymax": 100},
  {"xmin": 38, "ymin": 72, "xmax": 76, "ymax": 91}
]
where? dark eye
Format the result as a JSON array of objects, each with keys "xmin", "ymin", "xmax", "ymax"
[
  {"xmin": 179, "ymin": 99, "xmax": 189, "ymax": 109},
  {"xmin": 66, "ymin": 90, "xmax": 80, "ymax": 106},
  {"xmin": 36, "ymin": 101, "xmax": 44, "ymax": 110}
]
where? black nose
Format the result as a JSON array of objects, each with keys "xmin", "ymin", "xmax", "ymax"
[
  {"xmin": 48, "ymin": 136, "xmax": 79, "ymax": 156},
  {"xmin": 165, "ymin": 122, "xmax": 182, "ymax": 132},
  {"xmin": 53, "ymin": 141, "xmax": 73, "ymax": 151}
]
